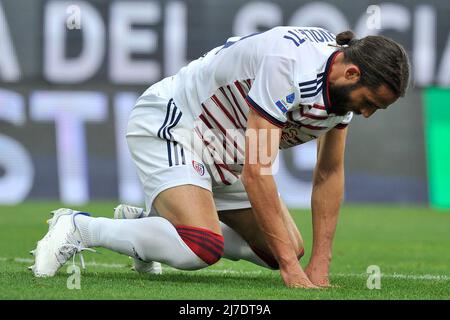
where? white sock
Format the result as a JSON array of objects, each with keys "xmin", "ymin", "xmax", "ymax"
[
  {"xmin": 75, "ymin": 215, "xmax": 207, "ymax": 270},
  {"xmin": 220, "ymin": 222, "xmax": 274, "ymax": 269}
]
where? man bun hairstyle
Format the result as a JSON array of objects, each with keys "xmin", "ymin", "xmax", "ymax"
[
  {"xmin": 336, "ymin": 30, "xmax": 357, "ymax": 46},
  {"xmin": 335, "ymin": 30, "xmax": 410, "ymax": 97}
]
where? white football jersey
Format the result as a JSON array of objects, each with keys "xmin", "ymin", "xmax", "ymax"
[{"xmin": 165, "ymin": 26, "xmax": 353, "ymax": 185}]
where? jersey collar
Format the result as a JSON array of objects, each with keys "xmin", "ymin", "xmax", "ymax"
[{"xmin": 322, "ymin": 50, "xmax": 340, "ymax": 114}]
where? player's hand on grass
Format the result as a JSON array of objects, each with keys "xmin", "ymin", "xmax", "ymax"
[
  {"xmin": 280, "ymin": 263, "xmax": 319, "ymax": 289},
  {"xmin": 304, "ymin": 263, "xmax": 331, "ymax": 287}
]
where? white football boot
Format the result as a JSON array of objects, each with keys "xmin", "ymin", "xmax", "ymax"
[
  {"xmin": 113, "ymin": 204, "xmax": 162, "ymax": 275},
  {"xmin": 113, "ymin": 204, "xmax": 146, "ymax": 220},
  {"xmin": 29, "ymin": 208, "xmax": 95, "ymax": 277}
]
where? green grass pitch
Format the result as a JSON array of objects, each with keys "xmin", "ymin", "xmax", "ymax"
[{"xmin": 0, "ymin": 202, "xmax": 449, "ymax": 300}]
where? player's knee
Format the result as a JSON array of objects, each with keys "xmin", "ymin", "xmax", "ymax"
[
  {"xmin": 297, "ymin": 246, "xmax": 305, "ymax": 260},
  {"xmin": 296, "ymin": 239, "xmax": 305, "ymax": 260},
  {"xmin": 252, "ymin": 244, "xmax": 305, "ymax": 271},
  {"xmin": 250, "ymin": 246, "xmax": 280, "ymax": 270},
  {"xmin": 176, "ymin": 225, "xmax": 224, "ymax": 266}
]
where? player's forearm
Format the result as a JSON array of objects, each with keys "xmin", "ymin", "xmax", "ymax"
[
  {"xmin": 310, "ymin": 168, "xmax": 344, "ymax": 265},
  {"xmin": 242, "ymin": 171, "xmax": 299, "ymax": 268}
]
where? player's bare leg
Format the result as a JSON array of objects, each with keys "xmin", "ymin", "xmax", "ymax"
[{"xmin": 152, "ymin": 185, "xmax": 221, "ymax": 235}]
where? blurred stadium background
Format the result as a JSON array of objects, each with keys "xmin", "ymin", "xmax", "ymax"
[
  {"xmin": 0, "ymin": 0, "xmax": 449, "ymax": 300},
  {"xmin": 1, "ymin": 0, "xmax": 449, "ymax": 209}
]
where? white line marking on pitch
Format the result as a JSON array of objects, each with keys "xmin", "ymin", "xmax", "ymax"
[
  {"xmin": 333, "ymin": 272, "xmax": 450, "ymax": 281},
  {"xmin": 3, "ymin": 257, "xmax": 449, "ymax": 281}
]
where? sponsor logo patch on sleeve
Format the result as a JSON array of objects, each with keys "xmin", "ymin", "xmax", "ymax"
[
  {"xmin": 275, "ymin": 100, "xmax": 288, "ymax": 113},
  {"xmin": 275, "ymin": 92, "xmax": 295, "ymax": 114},
  {"xmin": 286, "ymin": 93, "xmax": 295, "ymax": 104}
]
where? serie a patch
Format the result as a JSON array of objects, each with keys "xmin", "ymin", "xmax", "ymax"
[{"xmin": 275, "ymin": 92, "xmax": 295, "ymax": 113}]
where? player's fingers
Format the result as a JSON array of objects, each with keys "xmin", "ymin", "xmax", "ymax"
[
  {"xmin": 286, "ymin": 280, "xmax": 321, "ymax": 289},
  {"xmin": 291, "ymin": 283, "xmax": 321, "ymax": 289}
]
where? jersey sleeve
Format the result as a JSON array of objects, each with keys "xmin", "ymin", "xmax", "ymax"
[
  {"xmin": 245, "ymin": 55, "xmax": 297, "ymax": 128},
  {"xmin": 334, "ymin": 112, "xmax": 354, "ymax": 129}
]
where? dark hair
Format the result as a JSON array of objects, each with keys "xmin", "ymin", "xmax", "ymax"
[{"xmin": 335, "ymin": 30, "xmax": 410, "ymax": 97}]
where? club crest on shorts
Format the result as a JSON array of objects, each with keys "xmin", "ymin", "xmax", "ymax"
[{"xmin": 192, "ymin": 160, "xmax": 205, "ymax": 176}]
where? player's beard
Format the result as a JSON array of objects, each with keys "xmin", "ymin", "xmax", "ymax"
[{"xmin": 328, "ymin": 82, "xmax": 361, "ymax": 116}]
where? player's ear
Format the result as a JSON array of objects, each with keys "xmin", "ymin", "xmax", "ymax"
[{"xmin": 344, "ymin": 65, "xmax": 361, "ymax": 83}]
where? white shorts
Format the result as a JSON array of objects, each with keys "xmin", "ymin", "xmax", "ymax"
[{"xmin": 126, "ymin": 77, "xmax": 252, "ymax": 214}]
